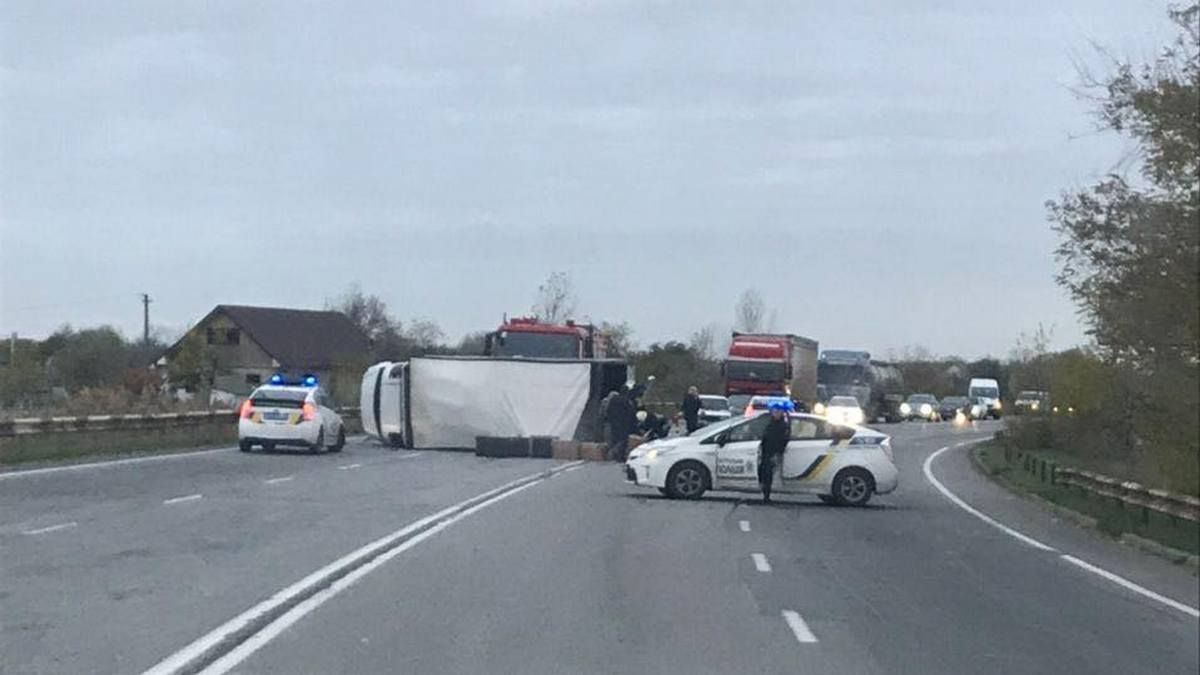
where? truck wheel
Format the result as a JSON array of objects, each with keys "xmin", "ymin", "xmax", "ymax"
[
  {"xmin": 832, "ymin": 468, "xmax": 874, "ymax": 507},
  {"xmin": 665, "ymin": 461, "xmax": 710, "ymax": 500},
  {"xmin": 387, "ymin": 433, "xmax": 404, "ymax": 450}
]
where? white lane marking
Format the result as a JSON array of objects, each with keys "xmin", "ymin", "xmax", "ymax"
[
  {"xmin": 923, "ymin": 441, "xmax": 1058, "ymax": 552},
  {"xmin": 752, "ymin": 553, "xmax": 772, "ymax": 572},
  {"xmin": 925, "ymin": 441, "xmax": 1200, "ymax": 619},
  {"xmin": 163, "ymin": 494, "xmax": 203, "ymax": 505},
  {"xmin": 337, "ymin": 463, "xmax": 362, "ymax": 470},
  {"xmin": 1060, "ymin": 554, "xmax": 1200, "ymax": 619},
  {"xmin": 198, "ymin": 480, "xmax": 543, "ymax": 675},
  {"xmin": 22, "ymin": 521, "xmax": 78, "ymax": 536},
  {"xmin": 560, "ymin": 464, "xmax": 584, "ymax": 474},
  {"xmin": 781, "ymin": 610, "xmax": 818, "ymax": 643},
  {"xmin": 264, "ymin": 476, "xmax": 294, "ymax": 485},
  {"xmin": 398, "ymin": 452, "xmax": 423, "ymax": 460},
  {"xmin": 0, "ymin": 446, "xmax": 235, "ymax": 480},
  {"xmin": 142, "ymin": 460, "xmax": 584, "ymax": 675},
  {"xmin": 739, "ymin": 520, "xmax": 751, "ymax": 532}
]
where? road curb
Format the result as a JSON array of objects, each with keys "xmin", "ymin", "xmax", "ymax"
[
  {"xmin": 143, "ymin": 460, "xmax": 583, "ymax": 675},
  {"xmin": 970, "ymin": 445, "xmax": 1198, "ymax": 574}
]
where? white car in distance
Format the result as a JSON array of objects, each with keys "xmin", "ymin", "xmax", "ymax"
[
  {"xmin": 823, "ymin": 395, "xmax": 865, "ymax": 426},
  {"xmin": 626, "ymin": 413, "xmax": 897, "ymax": 506},
  {"xmin": 697, "ymin": 394, "xmax": 732, "ymax": 426},
  {"xmin": 238, "ymin": 376, "xmax": 346, "ymax": 453}
]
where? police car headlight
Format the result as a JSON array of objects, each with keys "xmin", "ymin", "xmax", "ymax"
[
  {"xmin": 920, "ymin": 403, "xmax": 932, "ymax": 416},
  {"xmin": 900, "ymin": 403, "xmax": 911, "ymax": 415},
  {"xmin": 646, "ymin": 448, "xmax": 659, "ymax": 461}
]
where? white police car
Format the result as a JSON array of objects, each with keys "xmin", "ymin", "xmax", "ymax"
[
  {"xmin": 625, "ymin": 413, "xmax": 897, "ymax": 506},
  {"xmin": 238, "ymin": 375, "xmax": 346, "ymax": 453}
]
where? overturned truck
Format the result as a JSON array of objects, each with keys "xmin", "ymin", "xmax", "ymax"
[{"xmin": 360, "ymin": 356, "xmax": 630, "ymax": 449}]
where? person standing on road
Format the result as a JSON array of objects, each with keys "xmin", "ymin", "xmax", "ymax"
[
  {"xmin": 599, "ymin": 388, "xmax": 620, "ymax": 447},
  {"xmin": 757, "ymin": 400, "xmax": 792, "ymax": 503},
  {"xmin": 681, "ymin": 386, "xmax": 702, "ymax": 433},
  {"xmin": 605, "ymin": 386, "xmax": 636, "ymax": 461}
]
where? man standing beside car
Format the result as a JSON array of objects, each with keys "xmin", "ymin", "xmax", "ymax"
[
  {"xmin": 757, "ymin": 400, "xmax": 792, "ymax": 503},
  {"xmin": 682, "ymin": 386, "xmax": 702, "ymax": 433}
]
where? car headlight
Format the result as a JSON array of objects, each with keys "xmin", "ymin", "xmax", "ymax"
[
  {"xmin": 646, "ymin": 448, "xmax": 658, "ymax": 461},
  {"xmin": 900, "ymin": 403, "xmax": 911, "ymax": 414},
  {"xmin": 919, "ymin": 403, "xmax": 932, "ymax": 416},
  {"xmin": 813, "ymin": 402, "xmax": 826, "ymax": 415},
  {"xmin": 1031, "ymin": 402, "xmax": 1039, "ymax": 411},
  {"xmin": 850, "ymin": 409, "xmax": 864, "ymax": 423},
  {"xmin": 995, "ymin": 401, "xmax": 1002, "ymax": 409}
]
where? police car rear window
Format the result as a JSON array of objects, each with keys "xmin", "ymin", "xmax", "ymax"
[{"xmin": 251, "ymin": 390, "xmax": 307, "ymax": 407}]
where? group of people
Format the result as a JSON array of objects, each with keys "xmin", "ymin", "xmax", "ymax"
[{"xmin": 614, "ymin": 385, "xmax": 794, "ymax": 503}]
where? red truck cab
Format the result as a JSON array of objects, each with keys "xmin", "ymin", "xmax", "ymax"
[{"xmin": 484, "ymin": 317, "xmax": 603, "ymax": 359}]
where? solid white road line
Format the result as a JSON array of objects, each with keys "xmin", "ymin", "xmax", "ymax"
[
  {"xmin": 337, "ymin": 463, "xmax": 362, "ymax": 470},
  {"xmin": 1060, "ymin": 554, "xmax": 1200, "ymax": 619},
  {"xmin": 751, "ymin": 553, "xmax": 772, "ymax": 573},
  {"xmin": 923, "ymin": 441, "xmax": 1057, "ymax": 552},
  {"xmin": 263, "ymin": 476, "xmax": 294, "ymax": 485},
  {"xmin": 925, "ymin": 441, "xmax": 1200, "ymax": 620},
  {"xmin": 739, "ymin": 520, "xmax": 751, "ymax": 532},
  {"xmin": 22, "ymin": 521, "xmax": 78, "ymax": 536},
  {"xmin": 560, "ymin": 464, "xmax": 584, "ymax": 474},
  {"xmin": 398, "ymin": 452, "xmax": 423, "ymax": 460},
  {"xmin": 163, "ymin": 494, "xmax": 203, "ymax": 505},
  {"xmin": 198, "ymin": 480, "xmax": 544, "ymax": 675},
  {"xmin": 142, "ymin": 460, "xmax": 583, "ymax": 675},
  {"xmin": 781, "ymin": 610, "xmax": 818, "ymax": 643},
  {"xmin": 0, "ymin": 446, "xmax": 236, "ymax": 480}
]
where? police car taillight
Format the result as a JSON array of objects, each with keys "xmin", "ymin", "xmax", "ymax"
[
  {"xmin": 301, "ymin": 402, "xmax": 318, "ymax": 421},
  {"xmin": 239, "ymin": 399, "xmax": 254, "ymax": 419}
]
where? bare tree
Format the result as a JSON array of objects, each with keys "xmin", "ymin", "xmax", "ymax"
[
  {"xmin": 689, "ymin": 324, "xmax": 716, "ymax": 360},
  {"xmin": 328, "ymin": 283, "xmax": 396, "ymax": 341},
  {"xmin": 532, "ymin": 271, "xmax": 577, "ymax": 324},
  {"xmin": 404, "ymin": 318, "xmax": 445, "ymax": 349},
  {"xmin": 734, "ymin": 288, "xmax": 765, "ymax": 333},
  {"xmin": 600, "ymin": 321, "xmax": 634, "ymax": 357}
]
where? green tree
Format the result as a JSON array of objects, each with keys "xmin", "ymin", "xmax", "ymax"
[
  {"xmin": 47, "ymin": 326, "xmax": 130, "ymax": 391},
  {"xmin": 1045, "ymin": 4, "xmax": 1199, "ymax": 493},
  {"xmin": 168, "ymin": 329, "xmax": 216, "ymax": 392}
]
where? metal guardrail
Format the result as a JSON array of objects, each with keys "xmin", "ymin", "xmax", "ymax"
[
  {"xmin": 1055, "ymin": 467, "xmax": 1200, "ymax": 523},
  {"xmin": 0, "ymin": 407, "xmax": 362, "ymax": 438},
  {"xmin": 1002, "ymin": 445, "xmax": 1200, "ymax": 523}
]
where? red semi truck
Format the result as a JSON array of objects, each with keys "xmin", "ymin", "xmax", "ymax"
[{"xmin": 724, "ymin": 332, "xmax": 819, "ymax": 409}]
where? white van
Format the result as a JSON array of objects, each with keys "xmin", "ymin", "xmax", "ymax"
[{"xmin": 967, "ymin": 378, "xmax": 1002, "ymax": 419}]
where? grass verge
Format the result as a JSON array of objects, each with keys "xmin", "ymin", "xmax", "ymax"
[
  {"xmin": 974, "ymin": 440, "xmax": 1199, "ymax": 558},
  {"xmin": 0, "ymin": 423, "xmax": 238, "ymax": 467}
]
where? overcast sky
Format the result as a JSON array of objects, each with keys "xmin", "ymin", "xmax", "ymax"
[{"xmin": 0, "ymin": 1, "xmax": 1178, "ymax": 358}]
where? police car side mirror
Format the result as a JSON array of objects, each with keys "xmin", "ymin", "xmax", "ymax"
[{"xmin": 715, "ymin": 432, "xmax": 729, "ymax": 447}]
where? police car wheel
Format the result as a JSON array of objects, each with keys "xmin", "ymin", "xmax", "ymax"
[
  {"xmin": 311, "ymin": 429, "xmax": 325, "ymax": 453},
  {"xmin": 262, "ymin": 441, "xmax": 276, "ymax": 453},
  {"xmin": 832, "ymin": 468, "xmax": 874, "ymax": 507},
  {"xmin": 665, "ymin": 461, "xmax": 709, "ymax": 500},
  {"xmin": 239, "ymin": 440, "xmax": 253, "ymax": 453},
  {"xmin": 328, "ymin": 428, "xmax": 345, "ymax": 453},
  {"xmin": 818, "ymin": 494, "xmax": 837, "ymax": 505}
]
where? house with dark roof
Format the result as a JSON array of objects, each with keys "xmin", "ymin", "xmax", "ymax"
[{"xmin": 159, "ymin": 305, "xmax": 371, "ymax": 397}]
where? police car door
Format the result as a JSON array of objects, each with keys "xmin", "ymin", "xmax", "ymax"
[
  {"xmin": 779, "ymin": 417, "xmax": 836, "ymax": 493},
  {"xmin": 713, "ymin": 415, "xmax": 770, "ymax": 491}
]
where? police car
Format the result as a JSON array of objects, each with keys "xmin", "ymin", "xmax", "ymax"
[
  {"xmin": 625, "ymin": 412, "xmax": 897, "ymax": 506},
  {"xmin": 238, "ymin": 375, "xmax": 346, "ymax": 453}
]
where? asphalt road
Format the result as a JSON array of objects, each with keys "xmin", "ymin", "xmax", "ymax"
[{"xmin": 2, "ymin": 422, "xmax": 1197, "ymax": 674}]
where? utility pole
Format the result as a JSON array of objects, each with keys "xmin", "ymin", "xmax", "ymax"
[{"xmin": 141, "ymin": 293, "xmax": 152, "ymax": 345}]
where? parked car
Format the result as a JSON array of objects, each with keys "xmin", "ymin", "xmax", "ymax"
[
  {"xmin": 625, "ymin": 412, "xmax": 897, "ymax": 506},
  {"xmin": 698, "ymin": 395, "xmax": 732, "ymax": 426}
]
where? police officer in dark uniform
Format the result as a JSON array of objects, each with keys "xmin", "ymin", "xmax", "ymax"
[{"xmin": 757, "ymin": 400, "xmax": 792, "ymax": 503}]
